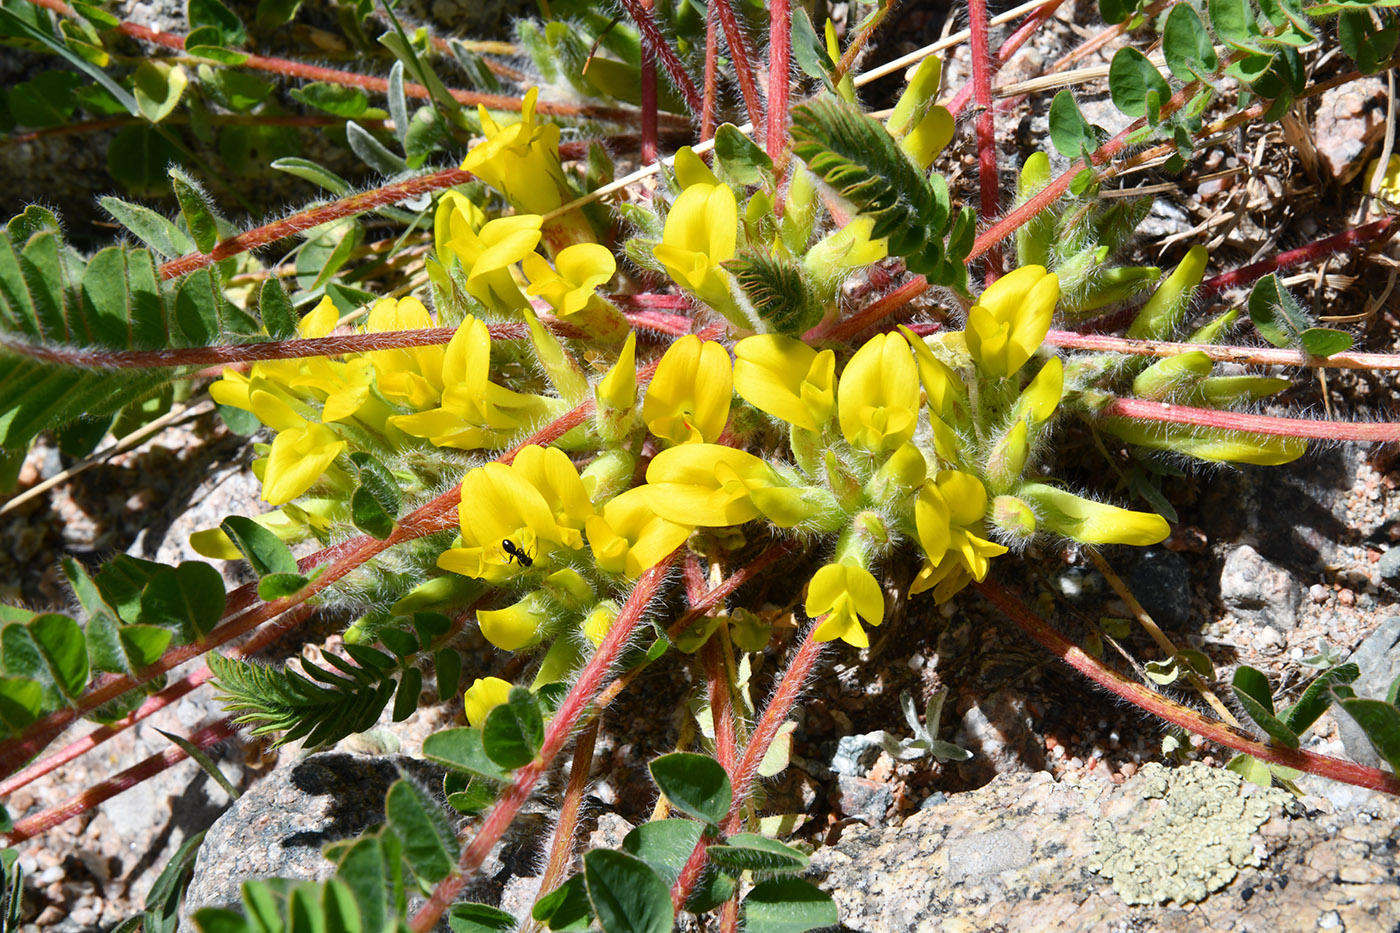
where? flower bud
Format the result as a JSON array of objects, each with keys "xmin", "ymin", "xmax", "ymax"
[
  {"xmin": 991, "ymin": 495, "xmax": 1037, "ymax": 541},
  {"xmin": 1132, "ymin": 350, "xmax": 1212, "ymax": 401}
]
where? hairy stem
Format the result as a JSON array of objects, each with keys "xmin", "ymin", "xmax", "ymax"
[
  {"xmin": 969, "ymin": 0, "xmax": 1004, "ymax": 280},
  {"xmin": 616, "ymin": 0, "xmax": 704, "ymax": 115},
  {"xmin": 1100, "ymin": 397, "xmax": 1400, "ymax": 442},
  {"xmin": 766, "ymin": 0, "xmax": 791, "ymax": 160},
  {"xmin": 975, "ymin": 579, "xmax": 1400, "ymax": 795},
  {"xmin": 1043, "ymin": 329, "xmax": 1400, "ymax": 370},
  {"xmin": 712, "ymin": 0, "xmax": 764, "ymax": 129}
]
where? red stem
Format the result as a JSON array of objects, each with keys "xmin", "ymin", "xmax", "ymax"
[
  {"xmin": 1101, "ymin": 397, "xmax": 1400, "ymax": 442},
  {"xmin": 1201, "ymin": 216, "xmax": 1400, "ymax": 294},
  {"xmin": 409, "ymin": 554, "xmax": 679, "ymax": 932},
  {"xmin": 639, "ymin": 0, "xmax": 659, "ymax": 164},
  {"xmin": 712, "ymin": 0, "xmax": 765, "ymax": 130},
  {"xmin": 0, "ymin": 603, "xmax": 314, "ymax": 800},
  {"xmin": 1045, "ymin": 329, "xmax": 1400, "ymax": 371},
  {"xmin": 969, "ymin": 0, "xmax": 1003, "ymax": 280},
  {"xmin": 947, "ymin": 0, "xmax": 1067, "ymax": 116},
  {"xmin": 6, "ymin": 719, "xmax": 238, "ymax": 842},
  {"xmin": 0, "ymin": 403, "xmax": 594, "ymax": 779},
  {"xmin": 673, "ymin": 623, "xmax": 825, "ymax": 907},
  {"xmin": 701, "ymin": 1, "xmax": 720, "ymax": 141},
  {"xmin": 158, "ymin": 168, "xmax": 473, "ymax": 280},
  {"xmin": 975, "ymin": 579, "xmax": 1400, "ymax": 795},
  {"xmin": 615, "ymin": 0, "xmax": 704, "ymax": 116},
  {"xmin": 25, "ymin": 0, "xmax": 657, "ymax": 126},
  {"xmin": 766, "ymin": 0, "xmax": 791, "ymax": 160}
]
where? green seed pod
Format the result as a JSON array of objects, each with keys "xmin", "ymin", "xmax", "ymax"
[
  {"xmin": 1015, "ymin": 152, "xmax": 1056, "ymax": 269},
  {"xmin": 1192, "ymin": 375, "xmax": 1291, "ymax": 408},
  {"xmin": 1127, "ymin": 244, "xmax": 1208, "ymax": 340},
  {"xmin": 1131, "ymin": 350, "xmax": 1213, "ymax": 401},
  {"xmin": 1068, "ymin": 265, "xmax": 1162, "ymax": 314}
]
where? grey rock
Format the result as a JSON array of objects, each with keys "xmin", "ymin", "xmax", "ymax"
[
  {"xmin": 1136, "ymin": 198, "xmax": 1193, "ymax": 241},
  {"xmin": 1376, "ymin": 548, "xmax": 1400, "ymax": 582},
  {"xmin": 1338, "ymin": 615, "xmax": 1400, "ymax": 770},
  {"xmin": 955, "ymin": 688, "xmax": 1045, "ymax": 783},
  {"xmin": 830, "ymin": 732, "xmax": 885, "ymax": 777},
  {"xmin": 1220, "ymin": 544, "xmax": 1300, "ymax": 630},
  {"xmin": 807, "ymin": 764, "xmax": 1400, "ymax": 933},
  {"xmin": 1312, "ymin": 76, "xmax": 1387, "ymax": 182},
  {"xmin": 179, "ymin": 753, "xmax": 448, "ymax": 931},
  {"xmin": 1125, "ymin": 547, "xmax": 1193, "ymax": 629},
  {"xmin": 836, "ymin": 774, "xmax": 894, "ymax": 825}
]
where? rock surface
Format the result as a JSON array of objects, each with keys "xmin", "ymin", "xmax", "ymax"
[
  {"xmin": 807, "ymin": 763, "xmax": 1400, "ymax": 933},
  {"xmin": 1337, "ymin": 614, "xmax": 1400, "ymax": 770},
  {"xmin": 1220, "ymin": 544, "xmax": 1300, "ymax": 631}
]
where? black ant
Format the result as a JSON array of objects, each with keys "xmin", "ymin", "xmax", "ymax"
[{"xmin": 501, "ymin": 538, "xmax": 534, "ymax": 568}]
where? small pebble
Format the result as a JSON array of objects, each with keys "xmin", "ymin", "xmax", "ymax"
[
  {"xmin": 1338, "ymin": 589, "xmax": 1356, "ymax": 607},
  {"xmin": 37, "ymin": 865, "xmax": 64, "ymax": 885},
  {"xmin": 1309, "ymin": 584, "xmax": 1330, "ymax": 604}
]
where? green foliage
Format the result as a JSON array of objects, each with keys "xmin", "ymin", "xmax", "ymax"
[{"xmin": 1248, "ymin": 273, "xmax": 1354, "ymax": 357}]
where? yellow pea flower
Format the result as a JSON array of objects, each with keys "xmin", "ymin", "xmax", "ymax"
[
  {"xmin": 261, "ymin": 421, "xmax": 347, "ymax": 506},
  {"xmin": 806, "ymin": 562, "xmax": 884, "ymax": 648},
  {"xmin": 446, "ymin": 212, "xmax": 543, "ymax": 312},
  {"xmin": 477, "ymin": 593, "xmax": 550, "ymax": 651},
  {"xmin": 802, "ymin": 216, "xmax": 888, "ymax": 296},
  {"xmin": 1015, "ymin": 483, "xmax": 1170, "ymax": 546},
  {"xmin": 463, "ymin": 676, "xmax": 514, "ymax": 727},
  {"xmin": 913, "ymin": 470, "xmax": 1008, "ymax": 602},
  {"xmin": 391, "ymin": 316, "xmax": 556, "ymax": 450},
  {"xmin": 837, "ymin": 331, "xmax": 921, "ymax": 454},
  {"xmin": 364, "ymin": 296, "xmax": 445, "ymax": 411},
  {"xmin": 597, "ymin": 331, "xmax": 637, "ymax": 415},
  {"xmin": 511, "ymin": 444, "xmax": 594, "ymax": 549},
  {"xmin": 1369, "ymin": 154, "xmax": 1400, "ymax": 203},
  {"xmin": 461, "ymin": 87, "xmax": 565, "ymax": 214},
  {"xmin": 642, "ymin": 335, "xmax": 733, "ymax": 445},
  {"xmin": 674, "ymin": 145, "xmax": 720, "ymax": 188},
  {"xmin": 964, "ymin": 265, "xmax": 1060, "ymax": 379},
  {"xmin": 434, "ymin": 190, "xmax": 486, "ymax": 265},
  {"xmin": 653, "ymin": 183, "xmax": 738, "ymax": 308},
  {"xmin": 733, "ymin": 334, "xmax": 837, "ymax": 432},
  {"xmin": 897, "ymin": 325, "xmax": 965, "ymax": 421},
  {"xmin": 522, "ymin": 243, "xmax": 616, "ymax": 318},
  {"xmin": 586, "ymin": 486, "xmax": 692, "ymax": 578},
  {"xmin": 641, "ymin": 444, "xmax": 779, "ymax": 527}
]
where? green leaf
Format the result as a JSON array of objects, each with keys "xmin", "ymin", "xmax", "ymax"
[
  {"xmin": 740, "ymin": 878, "xmax": 838, "ymax": 933},
  {"xmin": 192, "ymin": 907, "xmax": 252, "ymax": 933},
  {"xmin": 422, "ymin": 727, "xmax": 508, "ymax": 781},
  {"xmin": 290, "ymin": 82, "xmax": 370, "ymax": 118},
  {"xmin": 349, "ymin": 452, "xmax": 400, "ymax": 540},
  {"xmin": 0, "ymin": 676, "xmax": 44, "ymax": 735},
  {"xmin": 143, "ymin": 829, "xmax": 206, "ymax": 933},
  {"xmin": 790, "ymin": 7, "xmax": 836, "ymax": 90},
  {"xmin": 156, "ymin": 727, "xmax": 241, "ymax": 800},
  {"xmin": 714, "ymin": 123, "xmax": 775, "ymax": 187},
  {"xmin": 134, "ymin": 61, "xmax": 189, "ymax": 124},
  {"xmin": 1162, "ymin": 3, "xmax": 1219, "ymax": 81},
  {"xmin": 386, "ymin": 777, "xmax": 457, "ymax": 884},
  {"xmin": 392, "ymin": 667, "xmax": 421, "ymax": 721},
  {"xmin": 188, "ymin": 0, "xmax": 246, "ymax": 45},
  {"xmin": 119, "ymin": 624, "xmax": 174, "ymax": 669},
  {"xmin": 1099, "ymin": 0, "xmax": 1135, "ymax": 24},
  {"xmin": 620, "ymin": 820, "xmax": 702, "ymax": 888},
  {"xmin": 0, "ymin": 7, "xmax": 139, "ymax": 118},
  {"xmin": 1048, "ymin": 90, "xmax": 1101, "ymax": 160},
  {"xmin": 220, "ymin": 515, "xmax": 299, "ymax": 577},
  {"xmin": 482, "ymin": 686, "xmax": 544, "ymax": 770},
  {"xmin": 583, "ymin": 850, "xmax": 673, "ymax": 933},
  {"xmin": 197, "ymin": 64, "xmax": 274, "ymax": 113},
  {"xmin": 649, "ymin": 752, "xmax": 732, "ymax": 825},
  {"xmin": 1278, "ymin": 662, "xmax": 1360, "ymax": 735},
  {"xmin": 707, "ymin": 833, "xmax": 809, "ymax": 873},
  {"xmin": 446, "ymin": 904, "xmax": 516, "ymax": 933},
  {"xmin": 140, "ymin": 561, "xmax": 226, "ymax": 639},
  {"xmin": 257, "ymin": 572, "xmax": 312, "ymax": 601},
  {"xmin": 1231, "ymin": 665, "xmax": 1299, "ymax": 748},
  {"xmin": 435, "ymin": 648, "xmax": 461, "ymax": 699},
  {"xmin": 377, "ymin": 626, "xmax": 418, "ymax": 658},
  {"xmin": 15, "ymin": 613, "xmax": 89, "ymax": 701},
  {"xmin": 169, "ymin": 168, "xmax": 221, "ymax": 254},
  {"xmin": 255, "ymin": 0, "xmax": 304, "ymax": 29},
  {"xmin": 789, "ymin": 97, "xmax": 942, "ymax": 259},
  {"xmin": 533, "ymin": 874, "xmax": 592, "ymax": 930},
  {"xmin": 108, "ymin": 125, "xmax": 185, "ymax": 193},
  {"xmin": 724, "ymin": 251, "xmax": 821, "ymax": 336},
  {"xmin": 1299, "ymin": 327, "xmax": 1354, "ymax": 358},
  {"xmin": 185, "ymin": 28, "xmax": 249, "ymax": 65},
  {"xmin": 1108, "ymin": 47, "xmax": 1172, "ymax": 120},
  {"xmin": 1225, "ymin": 752, "xmax": 1274, "ymax": 788},
  {"xmin": 259, "ymin": 277, "xmax": 297, "ymax": 340},
  {"xmin": 1336, "ymin": 697, "xmax": 1400, "ymax": 773},
  {"xmin": 346, "ymin": 122, "xmax": 407, "ymax": 175},
  {"xmin": 333, "ymin": 837, "xmax": 389, "ymax": 932},
  {"xmin": 296, "ymin": 219, "xmax": 362, "ymax": 291},
  {"xmin": 9, "ymin": 70, "xmax": 82, "ymax": 128},
  {"xmin": 1209, "ymin": 0, "xmax": 1266, "ymax": 51},
  {"xmin": 320, "ymin": 879, "xmax": 361, "ymax": 933}
]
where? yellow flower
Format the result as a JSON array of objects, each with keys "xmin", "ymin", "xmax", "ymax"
[
  {"xmin": 642, "ymin": 335, "xmax": 733, "ymax": 445},
  {"xmin": 435, "ymin": 190, "xmax": 486, "ymax": 265},
  {"xmin": 597, "ymin": 331, "xmax": 637, "ymax": 415},
  {"xmin": 837, "ymin": 331, "xmax": 920, "ymax": 454},
  {"xmin": 522, "ymin": 243, "xmax": 617, "ymax": 319},
  {"xmin": 437, "ymin": 444, "xmax": 594, "ymax": 584},
  {"xmin": 364, "ymin": 296, "xmax": 445, "ymax": 411},
  {"xmin": 586, "ymin": 486, "xmax": 692, "ymax": 578},
  {"xmin": 261, "ymin": 424, "xmax": 347, "ymax": 506},
  {"xmin": 463, "ymin": 676, "xmax": 514, "ymax": 727},
  {"xmin": 446, "ymin": 212, "xmax": 543, "ymax": 312},
  {"xmin": 1014, "ymin": 483, "xmax": 1170, "ymax": 546},
  {"xmin": 391, "ymin": 316, "xmax": 556, "ymax": 450},
  {"xmin": 802, "ymin": 216, "xmax": 888, "ymax": 294},
  {"xmin": 641, "ymin": 444, "xmax": 780, "ymax": 527},
  {"xmin": 898, "ymin": 325, "xmax": 965, "ymax": 421},
  {"xmin": 674, "ymin": 145, "xmax": 720, "ymax": 188},
  {"xmin": 806, "ymin": 562, "xmax": 884, "ymax": 648},
  {"xmin": 912, "ymin": 470, "xmax": 1008, "ymax": 602},
  {"xmin": 1369, "ymin": 154, "xmax": 1400, "ymax": 203},
  {"xmin": 477, "ymin": 594, "xmax": 549, "ymax": 651},
  {"xmin": 964, "ymin": 265, "xmax": 1060, "ymax": 379},
  {"xmin": 733, "ymin": 334, "xmax": 837, "ymax": 432},
  {"xmin": 461, "ymin": 87, "xmax": 565, "ymax": 214},
  {"xmin": 653, "ymin": 183, "xmax": 738, "ymax": 308}
]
